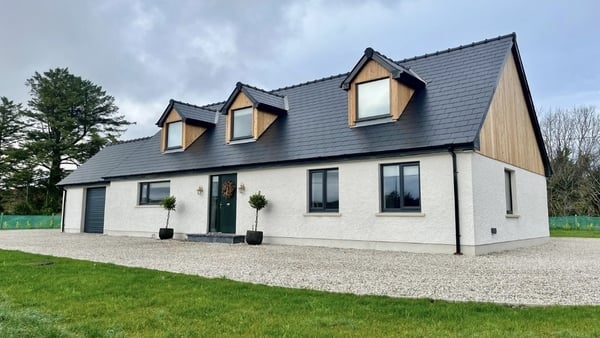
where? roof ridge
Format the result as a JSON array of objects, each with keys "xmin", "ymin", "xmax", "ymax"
[
  {"xmin": 396, "ymin": 33, "xmax": 516, "ymax": 63},
  {"xmin": 171, "ymin": 99, "xmax": 218, "ymax": 112},
  {"xmin": 108, "ymin": 136, "xmax": 152, "ymax": 146},
  {"xmin": 238, "ymin": 82, "xmax": 285, "ymax": 98},
  {"xmin": 272, "ymin": 72, "xmax": 349, "ymax": 92}
]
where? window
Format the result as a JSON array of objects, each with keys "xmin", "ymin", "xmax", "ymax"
[
  {"xmin": 505, "ymin": 169, "xmax": 514, "ymax": 214},
  {"xmin": 381, "ymin": 163, "xmax": 420, "ymax": 211},
  {"xmin": 166, "ymin": 121, "xmax": 182, "ymax": 149},
  {"xmin": 357, "ymin": 78, "xmax": 390, "ymax": 120},
  {"xmin": 309, "ymin": 168, "xmax": 339, "ymax": 212},
  {"xmin": 232, "ymin": 107, "xmax": 253, "ymax": 139},
  {"xmin": 139, "ymin": 181, "xmax": 170, "ymax": 205}
]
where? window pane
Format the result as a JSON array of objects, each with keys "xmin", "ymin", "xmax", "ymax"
[
  {"xmin": 148, "ymin": 181, "xmax": 170, "ymax": 203},
  {"xmin": 232, "ymin": 108, "xmax": 252, "ymax": 138},
  {"xmin": 505, "ymin": 170, "xmax": 513, "ymax": 214},
  {"xmin": 167, "ymin": 122, "xmax": 182, "ymax": 148},
  {"xmin": 140, "ymin": 184, "xmax": 148, "ymax": 204},
  {"xmin": 326, "ymin": 169, "xmax": 339, "ymax": 210},
  {"xmin": 403, "ymin": 165, "xmax": 420, "ymax": 207},
  {"xmin": 357, "ymin": 78, "xmax": 389, "ymax": 119},
  {"xmin": 311, "ymin": 172, "xmax": 324, "ymax": 209},
  {"xmin": 383, "ymin": 165, "xmax": 401, "ymax": 209}
]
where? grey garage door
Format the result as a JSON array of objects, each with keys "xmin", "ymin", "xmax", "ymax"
[{"xmin": 84, "ymin": 187, "xmax": 106, "ymax": 233}]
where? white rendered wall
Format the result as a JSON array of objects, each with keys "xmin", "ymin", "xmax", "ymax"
[
  {"xmin": 103, "ymin": 175, "xmax": 211, "ymax": 238},
  {"xmin": 470, "ymin": 153, "xmax": 549, "ymax": 253},
  {"xmin": 237, "ymin": 153, "xmax": 465, "ymax": 253},
  {"xmin": 64, "ymin": 151, "xmax": 548, "ymax": 255},
  {"xmin": 62, "ymin": 187, "xmax": 85, "ymax": 233},
  {"xmin": 64, "ymin": 153, "xmax": 479, "ymax": 253}
]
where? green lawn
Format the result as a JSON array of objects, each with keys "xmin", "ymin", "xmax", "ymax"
[
  {"xmin": 550, "ymin": 228, "xmax": 600, "ymax": 238},
  {"xmin": 1, "ymin": 250, "xmax": 599, "ymax": 337}
]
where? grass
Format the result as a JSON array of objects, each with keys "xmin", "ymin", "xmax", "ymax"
[
  {"xmin": 550, "ymin": 228, "xmax": 600, "ymax": 238},
  {"xmin": 1, "ymin": 250, "xmax": 599, "ymax": 337}
]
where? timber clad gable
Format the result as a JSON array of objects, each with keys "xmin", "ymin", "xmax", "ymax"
[{"xmin": 478, "ymin": 50, "xmax": 545, "ymax": 175}]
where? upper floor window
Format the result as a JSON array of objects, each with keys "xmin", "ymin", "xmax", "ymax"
[
  {"xmin": 232, "ymin": 107, "xmax": 253, "ymax": 139},
  {"xmin": 139, "ymin": 181, "xmax": 170, "ymax": 205},
  {"xmin": 309, "ymin": 168, "xmax": 339, "ymax": 212},
  {"xmin": 166, "ymin": 121, "xmax": 182, "ymax": 149},
  {"xmin": 505, "ymin": 169, "xmax": 515, "ymax": 215},
  {"xmin": 381, "ymin": 163, "xmax": 420, "ymax": 212},
  {"xmin": 357, "ymin": 78, "xmax": 390, "ymax": 120}
]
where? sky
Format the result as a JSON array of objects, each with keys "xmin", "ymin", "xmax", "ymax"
[{"xmin": 1, "ymin": 0, "xmax": 599, "ymax": 139}]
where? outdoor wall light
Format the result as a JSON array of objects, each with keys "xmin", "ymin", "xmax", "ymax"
[
  {"xmin": 238, "ymin": 183, "xmax": 246, "ymax": 193},
  {"xmin": 196, "ymin": 185, "xmax": 204, "ymax": 195}
]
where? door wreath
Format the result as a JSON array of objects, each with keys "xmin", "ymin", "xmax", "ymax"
[{"xmin": 221, "ymin": 180, "xmax": 236, "ymax": 198}]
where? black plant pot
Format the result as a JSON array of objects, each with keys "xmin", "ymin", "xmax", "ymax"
[
  {"xmin": 245, "ymin": 230, "xmax": 263, "ymax": 245},
  {"xmin": 159, "ymin": 228, "xmax": 174, "ymax": 240}
]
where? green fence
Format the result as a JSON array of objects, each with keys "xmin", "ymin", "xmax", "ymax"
[
  {"xmin": 549, "ymin": 216, "xmax": 600, "ymax": 231},
  {"xmin": 0, "ymin": 214, "xmax": 61, "ymax": 230}
]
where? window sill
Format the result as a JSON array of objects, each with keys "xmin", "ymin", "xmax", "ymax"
[
  {"xmin": 506, "ymin": 214, "xmax": 520, "ymax": 219},
  {"xmin": 375, "ymin": 212, "xmax": 425, "ymax": 217},
  {"xmin": 303, "ymin": 212, "xmax": 342, "ymax": 217},
  {"xmin": 229, "ymin": 138, "xmax": 256, "ymax": 145},
  {"xmin": 136, "ymin": 204, "xmax": 162, "ymax": 208},
  {"xmin": 353, "ymin": 116, "xmax": 393, "ymax": 127},
  {"xmin": 163, "ymin": 148, "xmax": 184, "ymax": 153}
]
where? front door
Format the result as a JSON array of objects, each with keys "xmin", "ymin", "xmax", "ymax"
[{"xmin": 209, "ymin": 174, "xmax": 237, "ymax": 233}]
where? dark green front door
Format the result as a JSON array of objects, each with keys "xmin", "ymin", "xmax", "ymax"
[{"xmin": 209, "ymin": 174, "xmax": 237, "ymax": 233}]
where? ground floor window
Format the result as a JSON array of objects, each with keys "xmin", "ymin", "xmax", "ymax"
[
  {"xmin": 381, "ymin": 162, "xmax": 420, "ymax": 212},
  {"xmin": 505, "ymin": 169, "xmax": 515, "ymax": 214},
  {"xmin": 309, "ymin": 168, "xmax": 339, "ymax": 212},
  {"xmin": 139, "ymin": 181, "xmax": 170, "ymax": 205}
]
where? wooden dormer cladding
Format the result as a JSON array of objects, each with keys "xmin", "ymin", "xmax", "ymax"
[
  {"xmin": 159, "ymin": 108, "xmax": 207, "ymax": 152},
  {"xmin": 341, "ymin": 47, "xmax": 426, "ymax": 127},
  {"xmin": 347, "ymin": 60, "xmax": 415, "ymax": 126},
  {"xmin": 156, "ymin": 100, "xmax": 217, "ymax": 153},
  {"xmin": 221, "ymin": 83, "xmax": 288, "ymax": 144},
  {"xmin": 478, "ymin": 50, "xmax": 545, "ymax": 175}
]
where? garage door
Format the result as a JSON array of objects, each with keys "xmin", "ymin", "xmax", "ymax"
[{"xmin": 84, "ymin": 187, "xmax": 106, "ymax": 233}]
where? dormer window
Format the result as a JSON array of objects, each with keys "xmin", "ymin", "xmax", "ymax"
[
  {"xmin": 166, "ymin": 121, "xmax": 183, "ymax": 149},
  {"xmin": 231, "ymin": 107, "xmax": 253, "ymax": 139},
  {"xmin": 341, "ymin": 47, "xmax": 426, "ymax": 127},
  {"xmin": 221, "ymin": 82, "xmax": 288, "ymax": 144},
  {"xmin": 357, "ymin": 78, "xmax": 390, "ymax": 120},
  {"xmin": 156, "ymin": 100, "xmax": 217, "ymax": 153}
]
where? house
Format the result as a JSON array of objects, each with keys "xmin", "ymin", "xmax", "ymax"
[{"xmin": 58, "ymin": 33, "xmax": 551, "ymax": 255}]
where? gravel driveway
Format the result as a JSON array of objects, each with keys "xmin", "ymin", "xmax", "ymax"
[{"xmin": 1, "ymin": 230, "xmax": 599, "ymax": 306}]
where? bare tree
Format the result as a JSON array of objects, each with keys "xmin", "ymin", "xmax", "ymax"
[{"xmin": 540, "ymin": 106, "xmax": 600, "ymax": 216}]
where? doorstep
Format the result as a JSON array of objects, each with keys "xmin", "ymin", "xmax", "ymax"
[{"xmin": 186, "ymin": 233, "xmax": 245, "ymax": 244}]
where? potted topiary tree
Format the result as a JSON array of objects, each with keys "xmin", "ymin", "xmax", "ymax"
[
  {"xmin": 159, "ymin": 195, "xmax": 176, "ymax": 240},
  {"xmin": 246, "ymin": 191, "xmax": 268, "ymax": 245}
]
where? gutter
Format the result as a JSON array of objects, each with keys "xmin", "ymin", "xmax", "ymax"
[{"xmin": 449, "ymin": 148, "xmax": 462, "ymax": 255}]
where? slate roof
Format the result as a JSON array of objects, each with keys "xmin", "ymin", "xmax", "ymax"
[
  {"xmin": 221, "ymin": 82, "xmax": 287, "ymax": 115},
  {"xmin": 59, "ymin": 33, "xmax": 550, "ymax": 186},
  {"xmin": 341, "ymin": 47, "xmax": 427, "ymax": 90},
  {"xmin": 156, "ymin": 99, "xmax": 218, "ymax": 127},
  {"xmin": 59, "ymin": 137, "xmax": 152, "ymax": 185}
]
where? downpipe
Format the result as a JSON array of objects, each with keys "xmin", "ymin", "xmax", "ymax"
[{"xmin": 449, "ymin": 148, "xmax": 462, "ymax": 255}]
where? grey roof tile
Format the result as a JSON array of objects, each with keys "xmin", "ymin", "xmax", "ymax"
[
  {"xmin": 61, "ymin": 33, "xmax": 545, "ymax": 186},
  {"xmin": 220, "ymin": 83, "xmax": 287, "ymax": 115},
  {"xmin": 156, "ymin": 100, "xmax": 218, "ymax": 127}
]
